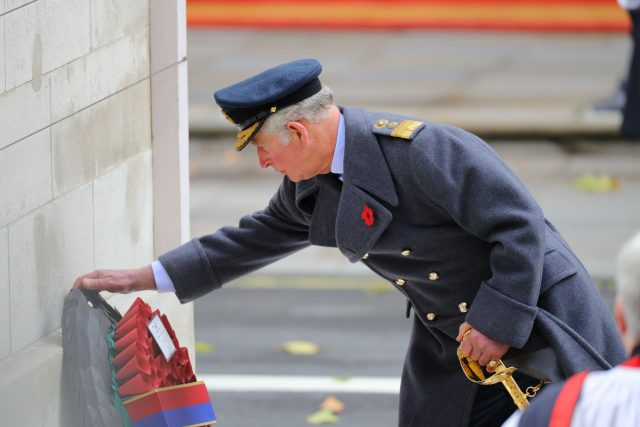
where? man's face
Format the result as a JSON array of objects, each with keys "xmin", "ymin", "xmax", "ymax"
[{"xmin": 252, "ymin": 127, "xmax": 317, "ymax": 182}]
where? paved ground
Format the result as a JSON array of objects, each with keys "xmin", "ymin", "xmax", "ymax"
[
  {"xmin": 186, "ymin": 28, "xmax": 640, "ymax": 426},
  {"xmin": 196, "ymin": 287, "xmax": 406, "ymax": 426}
]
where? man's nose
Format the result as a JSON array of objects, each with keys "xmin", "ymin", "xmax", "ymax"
[{"xmin": 257, "ymin": 149, "xmax": 270, "ymax": 169}]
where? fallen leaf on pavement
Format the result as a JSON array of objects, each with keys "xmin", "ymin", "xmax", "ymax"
[
  {"xmin": 195, "ymin": 341, "xmax": 216, "ymax": 353},
  {"xmin": 281, "ymin": 340, "xmax": 320, "ymax": 355},
  {"xmin": 572, "ymin": 173, "xmax": 621, "ymax": 192},
  {"xmin": 320, "ymin": 396, "xmax": 345, "ymax": 414},
  {"xmin": 365, "ymin": 283, "xmax": 392, "ymax": 295},
  {"xmin": 306, "ymin": 408, "xmax": 340, "ymax": 424}
]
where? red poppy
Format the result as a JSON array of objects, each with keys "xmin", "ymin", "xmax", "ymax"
[{"xmin": 361, "ymin": 205, "xmax": 374, "ymax": 227}]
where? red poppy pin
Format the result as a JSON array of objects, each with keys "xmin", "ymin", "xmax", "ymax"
[{"xmin": 361, "ymin": 204, "xmax": 375, "ymax": 227}]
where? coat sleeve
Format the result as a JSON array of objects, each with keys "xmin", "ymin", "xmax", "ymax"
[
  {"xmin": 158, "ymin": 178, "xmax": 311, "ymax": 303},
  {"xmin": 409, "ymin": 124, "xmax": 545, "ymax": 348}
]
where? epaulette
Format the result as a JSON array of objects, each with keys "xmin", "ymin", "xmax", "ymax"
[{"xmin": 372, "ymin": 118, "xmax": 425, "ymax": 140}]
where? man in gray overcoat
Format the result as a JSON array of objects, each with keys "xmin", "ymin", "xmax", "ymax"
[{"xmin": 75, "ymin": 59, "xmax": 626, "ymax": 426}]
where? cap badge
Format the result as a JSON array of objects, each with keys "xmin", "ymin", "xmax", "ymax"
[{"xmin": 361, "ymin": 205, "xmax": 375, "ymax": 227}]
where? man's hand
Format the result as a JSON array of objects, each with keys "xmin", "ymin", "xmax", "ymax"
[
  {"xmin": 456, "ymin": 321, "xmax": 509, "ymax": 373},
  {"xmin": 72, "ymin": 265, "xmax": 156, "ymax": 293}
]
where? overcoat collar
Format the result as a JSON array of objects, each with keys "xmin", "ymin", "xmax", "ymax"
[
  {"xmin": 335, "ymin": 106, "xmax": 399, "ymax": 261},
  {"xmin": 340, "ymin": 106, "xmax": 399, "ymax": 208},
  {"xmin": 293, "ymin": 106, "xmax": 399, "ymax": 261}
]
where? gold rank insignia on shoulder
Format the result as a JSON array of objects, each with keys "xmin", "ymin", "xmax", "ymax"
[
  {"xmin": 391, "ymin": 120, "xmax": 424, "ymax": 139},
  {"xmin": 372, "ymin": 119, "xmax": 425, "ymax": 140}
]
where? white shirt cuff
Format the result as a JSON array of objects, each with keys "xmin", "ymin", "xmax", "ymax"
[{"xmin": 151, "ymin": 260, "xmax": 176, "ymax": 293}]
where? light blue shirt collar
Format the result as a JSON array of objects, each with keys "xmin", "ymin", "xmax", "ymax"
[{"xmin": 330, "ymin": 113, "xmax": 345, "ymax": 180}]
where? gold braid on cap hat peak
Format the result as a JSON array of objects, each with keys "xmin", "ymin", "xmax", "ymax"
[
  {"xmin": 221, "ymin": 110, "xmax": 259, "ymax": 151},
  {"xmin": 222, "ymin": 111, "xmax": 236, "ymax": 126},
  {"xmin": 234, "ymin": 121, "xmax": 261, "ymax": 150}
]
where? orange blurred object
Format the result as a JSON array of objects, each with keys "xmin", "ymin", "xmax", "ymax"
[{"xmin": 187, "ymin": 0, "xmax": 630, "ymax": 32}]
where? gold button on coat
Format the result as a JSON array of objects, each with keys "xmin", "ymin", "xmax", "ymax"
[
  {"xmin": 401, "ymin": 249, "xmax": 411, "ymax": 257},
  {"xmin": 426, "ymin": 313, "xmax": 437, "ymax": 321},
  {"xmin": 395, "ymin": 279, "xmax": 406, "ymax": 286},
  {"xmin": 387, "ymin": 121, "xmax": 398, "ymax": 129},
  {"xmin": 458, "ymin": 302, "xmax": 468, "ymax": 313},
  {"xmin": 362, "ymin": 253, "xmax": 369, "ymax": 260},
  {"xmin": 428, "ymin": 272, "xmax": 440, "ymax": 281},
  {"xmin": 375, "ymin": 119, "xmax": 389, "ymax": 128}
]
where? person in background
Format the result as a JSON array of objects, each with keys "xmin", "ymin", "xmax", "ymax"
[
  {"xmin": 502, "ymin": 231, "xmax": 640, "ymax": 427},
  {"xmin": 621, "ymin": 0, "xmax": 640, "ymax": 138},
  {"xmin": 594, "ymin": 0, "xmax": 639, "ymax": 138}
]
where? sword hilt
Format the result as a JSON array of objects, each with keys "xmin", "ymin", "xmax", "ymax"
[{"xmin": 456, "ymin": 339, "xmax": 531, "ymax": 410}]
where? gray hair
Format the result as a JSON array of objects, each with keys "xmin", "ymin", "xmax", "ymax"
[
  {"xmin": 616, "ymin": 231, "xmax": 640, "ymax": 342},
  {"xmin": 260, "ymin": 85, "xmax": 334, "ymax": 143}
]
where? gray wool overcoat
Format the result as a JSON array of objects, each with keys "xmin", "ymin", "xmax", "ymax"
[{"xmin": 159, "ymin": 106, "xmax": 626, "ymax": 426}]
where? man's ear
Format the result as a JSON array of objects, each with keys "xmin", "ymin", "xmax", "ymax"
[{"xmin": 286, "ymin": 121, "xmax": 309, "ymax": 146}]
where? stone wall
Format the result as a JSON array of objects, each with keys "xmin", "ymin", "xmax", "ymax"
[{"xmin": 0, "ymin": 0, "xmax": 191, "ymax": 424}]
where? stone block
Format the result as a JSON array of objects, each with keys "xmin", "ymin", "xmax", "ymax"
[
  {"xmin": 52, "ymin": 80, "xmax": 151, "ymax": 197},
  {"xmin": 0, "ymin": 228, "xmax": 9, "ymax": 358},
  {"xmin": 5, "ymin": 0, "xmax": 90, "ymax": 91},
  {"xmin": 94, "ymin": 151, "xmax": 154, "ymax": 269},
  {"xmin": 0, "ymin": 129, "xmax": 52, "ymax": 227},
  {"xmin": 150, "ymin": 0, "xmax": 187, "ymax": 74},
  {"xmin": 9, "ymin": 184, "xmax": 94, "ymax": 352},
  {"xmin": 0, "ymin": 77, "xmax": 50, "ymax": 149},
  {"xmin": 91, "ymin": 0, "xmax": 149, "ymax": 49},
  {"xmin": 0, "ymin": 16, "xmax": 5, "ymax": 94},
  {"xmin": 5, "ymin": 0, "xmax": 30, "ymax": 12},
  {"xmin": 152, "ymin": 61, "xmax": 190, "ymax": 255},
  {"xmin": 50, "ymin": 30, "xmax": 150, "ymax": 122},
  {"xmin": 0, "ymin": 332, "xmax": 68, "ymax": 425},
  {"xmin": 3, "ymin": 1, "xmax": 35, "ymax": 91}
]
